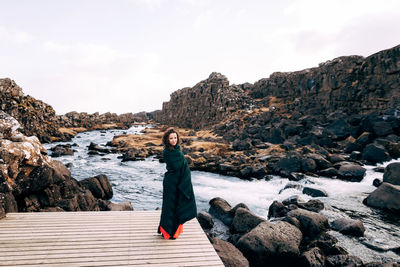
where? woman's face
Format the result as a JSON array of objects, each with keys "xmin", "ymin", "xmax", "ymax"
[{"xmin": 168, "ymin": 133, "xmax": 178, "ymax": 147}]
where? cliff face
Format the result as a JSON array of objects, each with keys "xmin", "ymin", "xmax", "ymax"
[
  {"xmin": 154, "ymin": 72, "xmax": 252, "ymax": 129},
  {"xmin": 251, "ymin": 44, "xmax": 400, "ymax": 116},
  {"xmin": 154, "ymin": 45, "xmax": 400, "ymax": 129},
  {"xmin": 0, "ymin": 78, "xmax": 61, "ymax": 143}
]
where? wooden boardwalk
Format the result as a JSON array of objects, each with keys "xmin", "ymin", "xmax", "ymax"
[{"xmin": 0, "ymin": 211, "xmax": 224, "ymax": 267}]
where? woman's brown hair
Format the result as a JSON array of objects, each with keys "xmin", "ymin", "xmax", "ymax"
[{"xmin": 162, "ymin": 128, "xmax": 180, "ymax": 148}]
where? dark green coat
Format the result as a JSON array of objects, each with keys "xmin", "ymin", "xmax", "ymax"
[{"xmin": 159, "ymin": 144, "xmax": 197, "ymax": 236}]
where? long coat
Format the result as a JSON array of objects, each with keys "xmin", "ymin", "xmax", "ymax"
[{"xmin": 159, "ymin": 144, "xmax": 197, "ymax": 238}]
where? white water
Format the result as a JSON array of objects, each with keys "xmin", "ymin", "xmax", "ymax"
[{"xmin": 44, "ymin": 125, "xmax": 400, "ymax": 263}]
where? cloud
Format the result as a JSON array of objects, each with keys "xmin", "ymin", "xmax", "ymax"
[{"xmin": 0, "ymin": 25, "xmax": 34, "ymax": 44}]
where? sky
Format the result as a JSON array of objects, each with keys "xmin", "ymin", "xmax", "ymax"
[{"xmin": 0, "ymin": 0, "xmax": 399, "ymax": 115}]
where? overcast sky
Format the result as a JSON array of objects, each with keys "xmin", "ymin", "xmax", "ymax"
[{"xmin": 1, "ymin": 0, "xmax": 399, "ymax": 115}]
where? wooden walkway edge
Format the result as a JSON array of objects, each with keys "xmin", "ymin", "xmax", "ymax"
[{"xmin": 0, "ymin": 211, "xmax": 224, "ymax": 267}]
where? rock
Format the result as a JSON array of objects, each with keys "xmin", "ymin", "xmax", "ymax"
[
  {"xmin": 210, "ymin": 237, "xmax": 249, "ymax": 267},
  {"xmin": 318, "ymin": 167, "xmax": 338, "ymax": 177},
  {"xmin": 373, "ymin": 166, "xmax": 385, "ymax": 173},
  {"xmin": 308, "ymin": 153, "xmax": 333, "ymax": 170},
  {"xmin": 279, "ymin": 183, "xmax": 303, "ymax": 194},
  {"xmin": 324, "ymin": 119, "xmax": 351, "ymax": 140},
  {"xmin": 301, "ymin": 158, "xmax": 317, "ymax": 172},
  {"xmin": 208, "ymin": 197, "xmax": 233, "ymax": 226},
  {"xmin": 107, "ymin": 201, "xmax": 133, "ymax": 211},
  {"xmin": 387, "ymin": 142, "xmax": 400, "ymax": 159},
  {"xmin": 79, "ymin": 174, "xmax": 113, "ymax": 200},
  {"xmin": 350, "ymin": 151, "xmax": 362, "ymax": 160},
  {"xmin": 230, "ymin": 207, "xmax": 266, "ymax": 233},
  {"xmin": 274, "ymin": 156, "xmax": 302, "ymax": 174},
  {"xmin": 329, "ymin": 154, "xmax": 346, "ymax": 163},
  {"xmin": 282, "ymin": 195, "xmax": 305, "ymax": 205},
  {"xmin": 88, "ymin": 142, "xmax": 111, "ymax": 153},
  {"xmin": 286, "ymin": 209, "xmax": 330, "ymax": 238},
  {"xmin": 331, "ymin": 218, "xmax": 365, "ymax": 237},
  {"xmin": 300, "ymin": 247, "xmax": 325, "ymax": 267},
  {"xmin": 231, "ymin": 203, "xmax": 250, "ymax": 214},
  {"xmin": 197, "ymin": 211, "xmax": 214, "ymax": 230},
  {"xmin": 363, "ymin": 182, "xmax": 400, "ymax": 214},
  {"xmin": 337, "ymin": 164, "xmax": 366, "ymax": 182},
  {"xmin": 236, "ymin": 221, "xmax": 303, "ymax": 267},
  {"xmin": 356, "ymin": 132, "xmax": 374, "ymax": 146},
  {"xmin": 303, "ymin": 187, "xmax": 328, "ymax": 197},
  {"xmin": 305, "ymin": 232, "xmax": 345, "ymax": 256},
  {"xmin": 50, "ymin": 144, "xmax": 74, "ymax": 157},
  {"xmin": 362, "ymin": 144, "xmax": 391, "ymax": 164},
  {"xmin": 268, "ymin": 200, "xmax": 291, "ymax": 219},
  {"xmin": 298, "ymin": 199, "xmax": 325, "ymax": 213},
  {"xmin": 372, "ymin": 121, "xmax": 394, "ymax": 136},
  {"xmin": 232, "ymin": 138, "xmax": 252, "ymax": 151},
  {"xmin": 373, "ymin": 178, "xmax": 383, "ymax": 187},
  {"xmin": 325, "ymin": 255, "xmax": 363, "ymax": 267},
  {"xmin": 383, "ymin": 162, "xmax": 400, "ymax": 185}
]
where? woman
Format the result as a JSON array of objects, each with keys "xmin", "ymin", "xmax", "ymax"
[{"xmin": 158, "ymin": 128, "xmax": 197, "ymax": 240}]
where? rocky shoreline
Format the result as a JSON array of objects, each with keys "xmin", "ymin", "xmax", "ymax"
[
  {"xmin": 198, "ymin": 195, "xmax": 400, "ymax": 267},
  {"xmin": 0, "ymin": 111, "xmax": 132, "ymax": 216}
]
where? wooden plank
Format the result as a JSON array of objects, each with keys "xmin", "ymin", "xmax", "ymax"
[
  {"xmin": 0, "ymin": 254, "xmax": 223, "ymax": 266},
  {"xmin": 0, "ymin": 211, "xmax": 224, "ymax": 266}
]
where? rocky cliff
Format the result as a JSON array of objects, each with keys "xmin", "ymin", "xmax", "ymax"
[
  {"xmin": 250, "ymin": 44, "xmax": 400, "ymax": 116},
  {"xmin": 153, "ymin": 45, "xmax": 400, "ymax": 129},
  {"xmin": 153, "ymin": 72, "xmax": 252, "ymax": 129},
  {"xmin": 0, "ymin": 78, "xmax": 61, "ymax": 143}
]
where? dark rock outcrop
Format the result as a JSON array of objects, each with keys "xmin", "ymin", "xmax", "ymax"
[
  {"xmin": 208, "ymin": 197, "xmax": 234, "ymax": 226},
  {"xmin": 0, "ymin": 79, "xmax": 61, "ymax": 143},
  {"xmin": 363, "ymin": 182, "xmax": 400, "ymax": 214},
  {"xmin": 230, "ymin": 207, "xmax": 266, "ymax": 234},
  {"xmin": 236, "ymin": 221, "xmax": 303, "ymax": 267},
  {"xmin": 152, "ymin": 72, "xmax": 252, "ymax": 129},
  {"xmin": 210, "ymin": 237, "xmax": 249, "ymax": 267},
  {"xmin": 331, "ymin": 218, "xmax": 366, "ymax": 237},
  {"xmin": 0, "ymin": 111, "xmax": 124, "ymax": 213},
  {"xmin": 383, "ymin": 162, "xmax": 400, "ymax": 186},
  {"xmin": 197, "ymin": 211, "xmax": 214, "ymax": 230}
]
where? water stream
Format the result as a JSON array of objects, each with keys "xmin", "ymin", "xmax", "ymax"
[{"xmin": 43, "ymin": 125, "xmax": 400, "ymax": 263}]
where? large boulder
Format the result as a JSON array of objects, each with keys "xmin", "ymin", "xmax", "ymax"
[
  {"xmin": 236, "ymin": 221, "xmax": 303, "ymax": 267},
  {"xmin": 208, "ymin": 197, "xmax": 234, "ymax": 225},
  {"xmin": 363, "ymin": 182, "xmax": 400, "ymax": 214},
  {"xmin": 286, "ymin": 209, "xmax": 330, "ymax": 238},
  {"xmin": 337, "ymin": 164, "xmax": 366, "ymax": 182},
  {"xmin": 230, "ymin": 207, "xmax": 266, "ymax": 233},
  {"xmin": 383, "ymin": 162, "xmax": 400, "ymax": 186},
  {"xmin": 362, "ymin": 144, "xmax": 391, "ymax": 164},
  {"xmin": 79, "ymin": 174, "xmax": 113, "ymax": 200},
  {"xmin": 331, "ymin": 218, "xmax": 365, "ymax": 237},
  {"xmin": 303, "ymin": 187, "xmax": 328, "ymax": 197},
  {"xmin": 210, "ymin": 237, "xmax": 249, "ymax": 267},
  {"xmin": 268, "ymin": 200, "xmax": 291, "ymax": 219},
  {"xmin": 197, "ymin": 211, "xmax": 214, "ymax": 230}
]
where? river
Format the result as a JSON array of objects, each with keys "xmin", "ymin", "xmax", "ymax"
[{"xmin": 43, "ymin": 124, "xmax": 400, "ymax": 263}]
